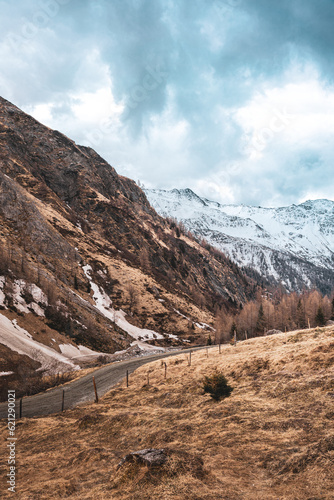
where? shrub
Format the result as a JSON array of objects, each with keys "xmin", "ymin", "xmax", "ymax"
[
  {"xmin": 97, "ymin": 355, "xmax": 110, "ymax": 365},
  {"xmin": 25, "ymin": 371, "xmax": 74, "ymax": 396},
  {"xmin": 202, "ymin": 371, "xmax": 233, "ymax": 401},
  {"xmin": 0, "ymin": 369, "xmax": 74, "ymax": 401},
  {"xmin": 45, "ymin": 304, "xmax": 71, "ymax": 333}
]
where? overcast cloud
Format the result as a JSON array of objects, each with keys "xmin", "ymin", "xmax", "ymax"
[{"xmin": 1, "ymin": 0, "xmax": 334, "ymax": 206}]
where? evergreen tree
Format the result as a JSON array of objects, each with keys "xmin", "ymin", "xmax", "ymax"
[
  {"xmin": 296, "ymin": 299, "xmax": 306, "ymax": 328},
  {"xmin": 203, "ymin": 371, "xmax": 233, "ymax": 401},
  {"xmin": 255, "ymin": 303, "xmax": 266, "ymax": 334},
  {"xmin": 230, "ymin": 321, "xmax": 237, "ymax": 338},
  {"xmin": 315, "ymin": 306, "xmax": 325, "ymax": 326}
]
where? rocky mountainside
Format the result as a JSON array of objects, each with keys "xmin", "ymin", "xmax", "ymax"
[
  {"xmin": 145, "ymin": 188, "xmax": 334, "ymax": 294},
  {"xmin": 0, "ymin": 96, "xmax": 256, "ymax": 376}
]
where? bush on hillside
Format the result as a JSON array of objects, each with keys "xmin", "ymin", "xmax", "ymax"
[{"xmin": 202, "ymin": 371, "xmax": 233, "ymax": 401}]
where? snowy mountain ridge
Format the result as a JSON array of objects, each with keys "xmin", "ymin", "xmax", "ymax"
[{"xmin": 145, "ymin": 188, "xmax": 334, "ymax": 293}]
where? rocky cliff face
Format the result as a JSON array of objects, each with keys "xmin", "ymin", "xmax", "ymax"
[
  {"xmin": 145, "ymin": 188, "xmax": 334, "ymax": 294},
  {"xmin": 0, "ymin": 97, "xmax": 255, "ymax": 360}
]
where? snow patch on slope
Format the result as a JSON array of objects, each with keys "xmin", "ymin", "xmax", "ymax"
[
  {"xmin": 0, "ymin": 277, "xmax": 47, "ymax": 316},
  {"xmin": 0, "ymin": 277, "xmax": 5, "ymax": 307},
  {"xmin": 59, "ymin": 343, "xmax": 102, "ymax": 359},
  {"xmin": 82, "ymin": 265, "xmax": 164, "ymax": 341},
  {"xmin": 0, "ymin": 312, "xmax": 80, "ymax": 373}
]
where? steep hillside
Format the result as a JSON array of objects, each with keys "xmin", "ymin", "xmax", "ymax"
[
  {"xmin": 145, "ymin": 188, "xmax": 334, "ymax": 293},
  {"xmin": 0, "ymin": 97, "xmax": 254, "ymax": 368},
  {"xmin": 1, "ymin": 326, "xmax": 333, "ymax": 499}
]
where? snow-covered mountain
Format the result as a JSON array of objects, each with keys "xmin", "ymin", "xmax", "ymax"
[{"xmin": 145, "ymin": 188, "xmax": 334, "ymax": 293}]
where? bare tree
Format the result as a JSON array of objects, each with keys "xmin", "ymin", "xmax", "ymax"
[
  {"xmin": 140, "ymin": 247, "xmax": 151, "ymax": 272},
  {"xmin": 127, "ymin": 284, "xmax": 138, "ymax": 314},
  {"xmin": 46, "ymin": 281, "xmax": 58, "ymax": 306},
  {"xmin": 0, "ymin": 243, "xmax": 9, "ymax": 275},
  {"xmin": 215, "ymin": 310, "xmax": 232, "ymax": 343}
]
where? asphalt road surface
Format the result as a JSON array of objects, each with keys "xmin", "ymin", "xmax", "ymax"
[{"xmin": 0, "ymin": 347, "xmax": 211, "ymax": 419}]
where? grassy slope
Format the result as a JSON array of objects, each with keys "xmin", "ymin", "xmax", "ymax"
[{"xmin": 1, "ymin": 327, "xmax": 334, "ymax": 499}]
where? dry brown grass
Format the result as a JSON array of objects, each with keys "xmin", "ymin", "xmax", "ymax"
[{"xmin": 1, "ymin": 326, "xmax": 334, "ymax": 499}]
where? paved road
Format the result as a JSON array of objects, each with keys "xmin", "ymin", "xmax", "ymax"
[{"xmin": 0, "ymin": 346, "xmax": 211, "ymax": 419}]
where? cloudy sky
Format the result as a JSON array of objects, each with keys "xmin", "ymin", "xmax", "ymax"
[{"xmin": 1, "ymin": 0, "xmax": 334, "ymax": 207}]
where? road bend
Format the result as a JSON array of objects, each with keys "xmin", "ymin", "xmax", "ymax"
[{"xmin": 0, "ymin": 346, "xmax": 213, "ymax": 419}]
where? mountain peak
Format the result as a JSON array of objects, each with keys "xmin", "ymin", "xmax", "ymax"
[
  {"xmin": 145, "ymin": 188, "xmax": 334, "ymax": 294},
  {"xmin": 150, "ymin": 188, "xmax": 208, "ymax": 207},
  {"xmin": 298, "ymin": 199, "xmax": 334, "ymax": 211}
]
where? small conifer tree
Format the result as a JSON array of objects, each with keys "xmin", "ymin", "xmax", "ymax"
[
  {"xmin": 230, "ymin": 321, "xmax": 237, "ymax": 338},
  {"xmin": 203, "ymin": 371, "xmax": 233, "ymax": 401},
  {"xmin": 315, "ymin": 306, "xmax": 325, "ymax": 326},
  {"xmin": 255, "ymin": 303, "xmax": 266, "ymax": 334},
  {"xmin": 296, "ymin": 299, "xmax": 306, "ymax": 328}
]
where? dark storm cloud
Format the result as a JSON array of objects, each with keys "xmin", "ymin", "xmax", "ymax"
[{"xmin": 1, "ymin": 0, "xmax": 334, "ymax": 205}]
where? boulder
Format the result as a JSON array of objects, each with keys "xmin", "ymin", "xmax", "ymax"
[
  {"xmin": 265, "ymin": 329, "xmax": 283, "ymax": 336},
  {"xmin": 117, "ymin": 448, "xmax": 167, "ymax": 470}
]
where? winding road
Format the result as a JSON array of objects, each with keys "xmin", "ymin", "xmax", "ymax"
[{"xmin": 0, "ymin": 347, "xmax": 208, "ymax": 419}]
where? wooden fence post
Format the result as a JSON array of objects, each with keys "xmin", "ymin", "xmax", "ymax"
[
  {"xmin": 189, "ymin": 351, "xmax": 192, "ymax": 366},
  {"xmin": 245, "ymin": 330, "xmax": 248, "ymax": 340},
  {"xmin": 92, "ymin": 376, "xmax": 98, "ymax": 403},
  {"xmin": 126, "ymin": 370, "xmax": 129, "ymax": 388},
  {"xmin": 61, "ymin": 390, "xmax": 65, "ymax": 412},
  {"xmin": 164, "ymin": 362, "xmax": 167, "ymax": 379},
  {"xmin": 308, "ymin": 318, "xmax": 311, "ymax": 329},
  {"xmin": 234, "ymin": 330, "xmax": 237, "ymax": 346},
  {"xmin": 219, "ymin": 343, "xmax": 221, "ymax": 354}
]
